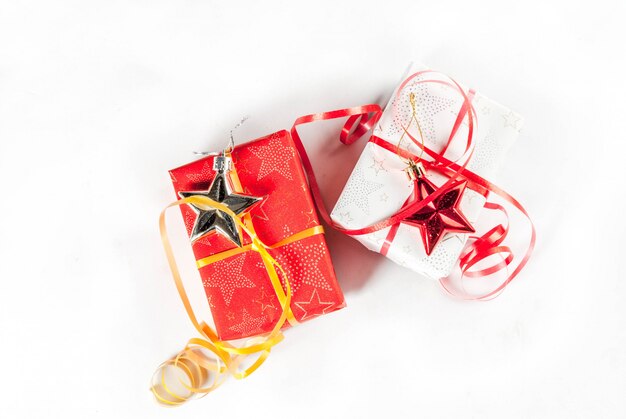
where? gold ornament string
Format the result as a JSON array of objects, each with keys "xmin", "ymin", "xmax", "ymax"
[{"xmin": 396, "ymin": 92, "xmax": 426, "ymax": 169}]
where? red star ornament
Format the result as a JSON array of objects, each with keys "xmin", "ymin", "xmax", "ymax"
[{"xmin": 403, "ymin": 176, "xmax": 475, "ymax": 256}]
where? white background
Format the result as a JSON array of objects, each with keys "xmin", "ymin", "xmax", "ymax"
[{"xmin": 1, "ymin": 1, "xmax": 625, "ymax": 418}]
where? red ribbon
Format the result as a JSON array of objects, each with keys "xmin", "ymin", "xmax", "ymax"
[{"xmin": 290, "ymin": 71, "xmax": 535, "ymax": 300}]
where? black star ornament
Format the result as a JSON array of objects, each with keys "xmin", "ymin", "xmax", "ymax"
[{"xmin": 178, "ymin": 171, "xmax": 263, "ymax": 247}]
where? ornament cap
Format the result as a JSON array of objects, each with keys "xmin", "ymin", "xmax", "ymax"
[
  {"xmin": 213, "ymin": 154, "xmax": 232, "ymax": 173},
  {"xmin": 405, "ymin": 160, "xmax": 425, "ymax": 181}
]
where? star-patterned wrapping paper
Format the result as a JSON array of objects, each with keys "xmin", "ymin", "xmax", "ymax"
[
  {"xmin": 170, "ymin": 130, "xmax": 345, "ymax": 341},
  {"xmin": 331, "ymin": 63, "xmax": 524, "ymax": 280}
]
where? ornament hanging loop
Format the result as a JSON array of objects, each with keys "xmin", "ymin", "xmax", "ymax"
[{"xmin": 396, "ymin": 92, "xmax": 426, "ymax": 172}]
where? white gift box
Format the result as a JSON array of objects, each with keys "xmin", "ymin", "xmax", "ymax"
[{"xmin": 330, "ymin": 63, "xmax": 524, "ymax": 279}]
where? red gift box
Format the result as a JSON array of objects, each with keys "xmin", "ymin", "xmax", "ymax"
[{"xmin": 169, "ymin": 130, "xmax": 345, "ymax": 341}]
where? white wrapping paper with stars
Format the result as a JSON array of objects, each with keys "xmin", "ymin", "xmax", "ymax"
[{"xmin": 330, "ymin": 63, "xmax": 524, "ymax": 280}]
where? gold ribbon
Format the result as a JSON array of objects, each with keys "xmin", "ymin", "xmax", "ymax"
[
  {"xmin": 151, "ymin": 193, "xmax": 324, "ymax": 406},
  {"xmin": 196, "ymin": 225, "xmax": 324, "ymax": 268}
]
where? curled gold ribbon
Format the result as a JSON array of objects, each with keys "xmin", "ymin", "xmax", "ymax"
[{"xmin": 152, "ymin": 195, "xmax": 324, "ymax": 405}]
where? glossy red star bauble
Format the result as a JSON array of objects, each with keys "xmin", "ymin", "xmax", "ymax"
[{"xmin": 403, "ymin": 176, "xmax": 475, "ymax": 256}]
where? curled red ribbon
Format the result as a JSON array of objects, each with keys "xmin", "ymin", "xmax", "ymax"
[{"xmin": 290, "ymin": 70, "xmax": 535, "ymax": 300}]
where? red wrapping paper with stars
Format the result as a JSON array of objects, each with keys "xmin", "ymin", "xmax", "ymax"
[{"xmin": 169, "ymin": 130, "xmax": 345, "ymax": 341}]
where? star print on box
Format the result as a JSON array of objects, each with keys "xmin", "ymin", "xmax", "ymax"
[
  {"xmin": 294, "ymin": 289, "xmax": 335, "ymax": 321},
  {"xmin": 370, "ymin": 157, "xmax": 387, "ymax": 175},
  {"xmin": 249, "ymin": 196, "xmax": 271, "ymax": 223},
  {"xmin": 338, "ymin": 211, "xmax": 353, "ymax": 224},
  {"xmin": 275, "ymin": 226, "xmax": 331, "ymax": 294},
  {"xmin": 371, "ymin": 231, "xmax": 387, "ymax": 246},
  {"xmin": 403, "ymin": 177, "xmax": 475, "ymax": 256},
  {"xmin": 253, "ymin": 287, "xmax": 277, "ymax": 313},
  {"xmin": 203, "ymin": 253, "xmax": 256, "ymax": 305},
  {"xmin": 183, "ymin": 211, "xmax": 196, "ymax": 236},
  {"xmin": 502, "ymin": 110, "xmax": 522, "ymax": 131},
  {"xmin": 389, "ymin": 81, "xmax": 455, "ymax": 144},
  {"xmin": 178, "ymin": 170, "xmax": 263, "ymax": 246},
  {"xmin": 417, "ymin": 239, "xmax": 456, "ymax": 279},
  {"xmin": 468, "ymin": 130, "xmax": 501, "ymax": 172},
  {"xmin": 334, "ymin": 165, "xmax": 384, "ymax": 215},
  {"xmin": 249, "ymin": 137, "xmax": 295, "ymax": 180},
  {"xmin": 303, "ymin": 209, "xmax": 316, "ymax": 226},
  {"xmin": 184, "ymin": 161, "xmax": 213, "ymax": 184},
  {"xmin": 231, "ymin": 155, "xmax": 254, "ymax": 175},
  {"xmin": 229, "ymin": 309, "xmax": 266, "ymax": 336}
]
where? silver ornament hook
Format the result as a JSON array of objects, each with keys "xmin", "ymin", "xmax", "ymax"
[
  {"xmin": 193, "ymin": 116, "xmax": 249, "ymax": 157},
  {"xmin": 226, "ymin": 116, "xmax": 249, "ymax": 153}
]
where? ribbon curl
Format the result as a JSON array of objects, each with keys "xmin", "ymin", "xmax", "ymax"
[{"xmin": 152, "ymin": 195, "xmax": 294, "ymax": 405}]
